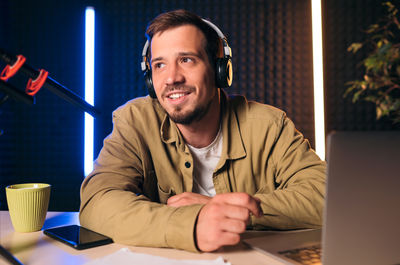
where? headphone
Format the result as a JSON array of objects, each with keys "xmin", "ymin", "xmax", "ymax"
[{"xmin": 141, "ymin": 19, "xmax": 233, "ymax": 98}]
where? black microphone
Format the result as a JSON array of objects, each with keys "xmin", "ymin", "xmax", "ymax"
[{"xmin": 0, "ymin": 48, "xmax": 100, "ymax": 117}]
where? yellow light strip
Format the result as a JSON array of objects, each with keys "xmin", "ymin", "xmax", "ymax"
[{"xmin": 311, "ymin": 0, "xmax": 326, "ymax": 160}]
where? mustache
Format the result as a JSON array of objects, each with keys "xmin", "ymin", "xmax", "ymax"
[{"xmin": 162, "ymin": 85, "xmax": 195, "ymax": 96}]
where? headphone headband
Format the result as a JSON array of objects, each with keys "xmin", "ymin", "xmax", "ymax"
[
  {"xmin": 140, "ymin": 41, "xmax": 150, "ymax": 72},
  {"xmin": 201, "ymin": 19, "xmax": 232, "ymax": 59}
]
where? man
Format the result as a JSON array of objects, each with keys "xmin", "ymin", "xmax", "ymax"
[{"xmin": 80, "ymin": 9, "xmax": 326, "ymax": 253}]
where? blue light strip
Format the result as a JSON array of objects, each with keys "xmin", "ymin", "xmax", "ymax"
[{"xmin": 84, "ymin": 7, "xmax": 95, "ymax": 176}]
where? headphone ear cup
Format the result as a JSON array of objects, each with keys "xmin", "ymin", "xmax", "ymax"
[
  {"xmin": 144, "ymin": 70, "xmax": 157, "ymax": 98},
  {"xmin": 215, "ymin": 57, "xmax": 233, "ymax": 88}
]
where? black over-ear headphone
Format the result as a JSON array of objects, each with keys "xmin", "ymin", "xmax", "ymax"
[{"xmin": 141, "ymin": 19, "xmax": 233, "ymax": 98}]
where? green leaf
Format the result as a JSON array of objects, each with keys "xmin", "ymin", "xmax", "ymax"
[
  {"xmin": 347, "ymin": 43, "xmax": 363, "ymax": 53},
  {"xmin": 366, "ymin": 24, "xmax": 379, "ymax": 33},
  {"xmin": 345, "ymin": 1, "xmax": 400, "ymax": 123},
  {"xmin": 383, "ymin": 1, "xmax": 397, "ymax": 15},
  {"xmin": 364, "ymin": 96, "xmax": 379, "ymax": 101},
  {"xmin": 353, "ymin": 90, "xmax": 364, "ymax": 102},
  {"xmin": 378, "ymin": 42, "xmax": 391, "ymax": 53},
  {"xmin": 376, "ymin": 106, "xmax": 383, "ymax": 119}
]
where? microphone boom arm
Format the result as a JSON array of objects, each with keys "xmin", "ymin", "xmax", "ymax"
[{"xmin": 0, "ymin": 48, "xmax": 100, "ymax": 117}]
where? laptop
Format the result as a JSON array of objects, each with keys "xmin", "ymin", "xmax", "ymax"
[{"xmin": 243, "ymin": 131, "xmax": 400, "ymax": 265}]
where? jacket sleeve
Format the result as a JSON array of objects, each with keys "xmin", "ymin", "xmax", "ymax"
[
  {"xmin": 79, "ymin": 111, "xmax": 203, "ymax": 252},
  {"xmin": 251, "ymin": 115, "xmax": 326, "ymax": 230}
]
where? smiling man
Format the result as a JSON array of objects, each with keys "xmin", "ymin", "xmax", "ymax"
[
  {"xmin": 80, "ymin": 9, "xmax": 326, "ymax": 253},
  {"xmin": 150, "ymin": 24, "xmax": 221, "ymax": 148}
]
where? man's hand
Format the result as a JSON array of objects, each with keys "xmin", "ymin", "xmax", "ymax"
[
  {"xmin": 195, "ymin": 193, "xmax": 262, "ymax": 252},
  {"xmin": 167, "ymin": 192, "xmax": 211, "ymax": 207}
]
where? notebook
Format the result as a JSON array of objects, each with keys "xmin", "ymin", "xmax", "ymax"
[{"xmin": 243, "ymin": 131, "xmax": 400, "ymax": 265}]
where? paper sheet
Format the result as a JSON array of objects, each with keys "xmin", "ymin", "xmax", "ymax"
[{"xmin": 84, "ymin": 248, "xmax": 231, "ymax": 265}]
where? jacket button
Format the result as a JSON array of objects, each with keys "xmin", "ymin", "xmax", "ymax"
[{"xmin": 185, "ymin": 162, "xmax": 191, "ymax": 168}]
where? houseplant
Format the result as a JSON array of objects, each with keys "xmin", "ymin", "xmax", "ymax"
[{"xmin": 346, "ymin": 1, "xmax": 400, "ymax": 123}]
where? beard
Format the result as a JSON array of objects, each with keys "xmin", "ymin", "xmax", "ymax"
[
  {"xmin": 161, "ymin": 84, "xmax": 215, "ymax": 125},
  {"xmin": 168, "ymin": 99, "xmax": 213, "ymax": 125}
]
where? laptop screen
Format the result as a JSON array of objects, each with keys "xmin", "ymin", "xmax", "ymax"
[{"xmin": 323, "ymin": 131, "xmax": 400, "ymax": 265}]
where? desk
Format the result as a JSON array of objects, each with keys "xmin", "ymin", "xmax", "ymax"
[{"xmin": 0, "ymin": 211, "xmax": 284, "ymax": 265}]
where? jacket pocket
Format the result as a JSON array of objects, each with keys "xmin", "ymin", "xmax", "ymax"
[{"xmin": 157, "ymin": 184, "xmax": 175, "ymax": 204}]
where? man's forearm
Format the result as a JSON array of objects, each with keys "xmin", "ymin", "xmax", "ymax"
[
  {"xmin": 251, "ymin": 176, "xmax": 325, "ymax": 229},
  {"xmin": 80, "ymin": 176, "xmax": 203, "ymax": 252}
]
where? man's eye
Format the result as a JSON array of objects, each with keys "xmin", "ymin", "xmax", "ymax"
[
  {"xmin": 181, "ymin": 57, "xmax": 193, "ymax": 63},
  {"xmin": 153, "ymin": 62, "xmax": 165, "ymax": 69}
]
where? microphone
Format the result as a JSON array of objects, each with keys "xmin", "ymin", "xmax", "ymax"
[{"xmin": 0, "ymin": 48, "xmax": 100, "ymax": 117}]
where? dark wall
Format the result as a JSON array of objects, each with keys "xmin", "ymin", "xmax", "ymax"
[
  {"xmin": 1, "ymin": 0, "xmax": 398, "ymax": 211},
  {"xmin": 323, "ymin": 0, "xmax": 400, "ymax": 132},
  {"xmin": 93, "ymin": 0, "xmax": 315, "ymax": 156},
  {"xmin": 0, "ymin": 0, "xmax": 87, "ymax": 211}
]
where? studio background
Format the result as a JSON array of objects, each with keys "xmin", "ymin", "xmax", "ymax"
[{"xmin": 1, "ymin": 0, "xmax": 398, "ymax": 211}]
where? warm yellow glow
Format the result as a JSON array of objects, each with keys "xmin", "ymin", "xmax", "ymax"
[{"xmin": 311, "ymin": 0, "xmax": 326, "ymax": 160}]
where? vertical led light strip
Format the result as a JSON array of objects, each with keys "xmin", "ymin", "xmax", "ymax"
[
  {"xmin": 84, "ymin": 7, "xmax": 95, "ymax": 176},
  {"xmin": 311, "ymin": 0, "xmax": 326, "ymax": 160}
]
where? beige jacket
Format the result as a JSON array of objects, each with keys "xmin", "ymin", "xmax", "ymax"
[{"xmin": 79, "ymin": 93, "xmax": 326, "ymax": 252}]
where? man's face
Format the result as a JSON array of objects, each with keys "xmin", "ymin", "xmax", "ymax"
[{"xmin": 150, "ymin": 25, "xmax": 217, "ymax": 125}]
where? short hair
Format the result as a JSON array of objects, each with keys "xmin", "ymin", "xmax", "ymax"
[{"xmin": 145, "ymin": 9, "xmax": 220, "ymax": 68}]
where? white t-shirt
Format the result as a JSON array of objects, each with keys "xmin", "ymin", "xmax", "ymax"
[{"xmin": 187, "ymin": 127, "xmax": 223, "ymax": 197}]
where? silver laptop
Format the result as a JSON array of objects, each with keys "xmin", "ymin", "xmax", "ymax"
[{"xmin": 243, "ymin": 131, "xmax": 400, "ymax": 265}]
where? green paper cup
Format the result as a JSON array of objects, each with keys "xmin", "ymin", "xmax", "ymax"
[{"xmin": 6, "ymin": 183, "xmax": 51, "ymax": 232}]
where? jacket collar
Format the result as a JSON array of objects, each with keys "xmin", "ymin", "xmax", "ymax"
[
  {"xmin": 160, "ymin": 113, "xmax": 184, "ymax": 148},
  {"xmin": 159, "ymin": 90, "xmax": 247, "ymax": 160},
  {"xmin": 218, "ymin": 91, "xmax": 247, "ymax": 166}
]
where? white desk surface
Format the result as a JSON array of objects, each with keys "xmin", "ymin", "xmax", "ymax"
[{"xmin": 0, "ymin": 211, "xmax": 284, "ymax": 265}]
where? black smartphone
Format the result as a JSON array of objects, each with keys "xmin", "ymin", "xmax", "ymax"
[{"xmin": 44, "ymin": 225, "xmax": 113, "ymax": 250}]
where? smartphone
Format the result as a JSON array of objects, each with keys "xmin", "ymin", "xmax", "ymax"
[{"xmin": 44, "ymin": 225, "xmax": 113, "ymax": 250}]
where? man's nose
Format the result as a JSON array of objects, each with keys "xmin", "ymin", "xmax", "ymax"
[{"xmin": 165, "ymin": 63, "xmax": 184, "ymax": 85}]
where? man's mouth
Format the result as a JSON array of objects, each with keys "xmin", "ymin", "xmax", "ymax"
[
  {"xmin": 163, "ymin": 85, "xmax": 195, "ymax": 102},
  {"xmin": 168, "ymin": 93, "xmax": 187, "ymax": 99}
]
